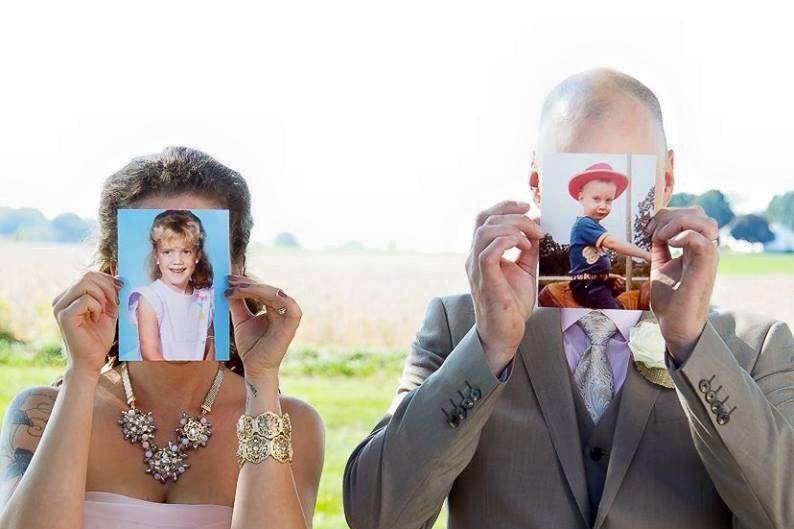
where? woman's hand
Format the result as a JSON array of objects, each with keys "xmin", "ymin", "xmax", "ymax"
[
  {"xmin": 51, "ymin": 271, "xmax": 121, "ymax": 376},
  {"xmin": 225, "ymin": 275, "xmax": 302, "ymax": 381}
]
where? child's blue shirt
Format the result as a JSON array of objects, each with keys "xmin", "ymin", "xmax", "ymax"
[{"xmin": 569, "ymin": 216, "xmax": 611, "ymax": 276}]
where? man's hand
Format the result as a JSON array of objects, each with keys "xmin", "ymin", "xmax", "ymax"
[
  {"xmin": 648, "ymin": 206, "xmax": 719, "ymax": 364},
  {"xmin": 466, "ymin": 201, "xmax": 545, "ymax": 376}
]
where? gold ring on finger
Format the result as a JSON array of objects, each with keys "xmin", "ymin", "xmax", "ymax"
[{"xmin": 276, "ymin": 306, "xmax": 287, "ymax": 316}]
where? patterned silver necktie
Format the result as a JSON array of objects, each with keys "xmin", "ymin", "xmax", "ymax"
[{"xmin": 574, "ymin": 311, "xmax": 619, "ymax": 423}]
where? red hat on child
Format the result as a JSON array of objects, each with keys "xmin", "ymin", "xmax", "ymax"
[{"xmin": 568, "ymin": 162, "xmax": 629, "ymax": 200}]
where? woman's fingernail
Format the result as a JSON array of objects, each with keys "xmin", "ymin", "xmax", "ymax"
[{"xmin": 277, "ymin": 289, "xmax": 287, "ymax": 297}]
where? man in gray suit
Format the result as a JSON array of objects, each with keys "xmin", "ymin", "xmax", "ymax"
[{"xmin": 343, "ymin": 68, "xmax": 794, "ymax": 529}]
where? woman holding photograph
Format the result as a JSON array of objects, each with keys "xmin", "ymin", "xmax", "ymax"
[
  {"xmin": 129, "ymin": 210, "xmax": 216, "ymax": 362},
  {"xmin": 0, "ymin": 147, "xmax": 325, "ymax": 529}
]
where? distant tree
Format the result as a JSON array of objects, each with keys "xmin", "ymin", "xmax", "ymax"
[
  {"xmin": 539, "ymin": 234, "xmax": 569, "ymax": 276},
  {"xmin": 273, "ymin": 232, "xmax": 301, "ymax": 248},
  {"xmin": 0, "ymin": 207, "xmax": 48, "ymax": 236},
  {"xmin": 668, "ymin": 192, "xmax": 698, "ymax": 208},
  {"xmin": 730, "ymin": 214, "xmax": 775, "ymax": 244},
  {"xmin": 52, "ymin": 213, "xmax": 93, "ymax": 242},
  {"xmin": 15, "ymin": 223, "xmax": 58, "ymax": 242},
  {"xmin": 766, "ymin": 191, "xmax": 794, "ymax": 230},
  {"xmin": 698, "ymin": 190, "xmax": 735, "ymax": 228},
  {"xmin": 338, "ymin": 241, "xmax": 365, "ymax": 251}
]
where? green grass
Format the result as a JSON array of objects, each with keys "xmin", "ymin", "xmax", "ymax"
[
  {"xmin": 718, "ymin": 251, "xmax": 794, "ymax": 274},
  {"xmin": 0, "ymin": 365, "xmax": 446, "ymax": 529}
]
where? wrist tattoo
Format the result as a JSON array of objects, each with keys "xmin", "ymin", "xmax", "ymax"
[{"xmin": 245, "ymin": 381, "xmax": 258, "ymax": 410}]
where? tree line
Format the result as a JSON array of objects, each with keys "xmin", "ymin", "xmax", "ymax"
[{"xmin": 670, "ymin": 190, "xmax": 794, "ymax": 244}]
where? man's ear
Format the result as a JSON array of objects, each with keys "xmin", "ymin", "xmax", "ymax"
[
  {"xmin": 659, "ymin": 149, "xmax": 675, "ymax": 207},
  {"xmin": 530, "ymin": 152, "xmax": 541, "ymax": 206}
]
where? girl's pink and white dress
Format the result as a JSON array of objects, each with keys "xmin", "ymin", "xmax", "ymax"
[
  {"xmin": 83, "ymin": 491, "xmax": 232, "ymax": 529},
  {"xmin": 128, "ymin": 279, "xmax": 214, "ymax": 361}
]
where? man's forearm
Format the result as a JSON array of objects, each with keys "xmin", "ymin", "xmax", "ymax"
[
  {"xmin": 669, "ymin": 320, "xmax": 794, "ymax": 529},
  {"xmin": 344, "ymin": 327, "xmax": 508, "ymax": 529}
]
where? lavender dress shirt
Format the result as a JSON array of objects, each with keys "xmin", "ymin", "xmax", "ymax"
[{"xmin": 560, "ymin": 308, "xmax": 642, "ymax": 393}]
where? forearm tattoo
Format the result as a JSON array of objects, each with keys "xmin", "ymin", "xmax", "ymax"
[{"xmin": 0, "ymin": 390, "xmax": 56, "ymax": 481}]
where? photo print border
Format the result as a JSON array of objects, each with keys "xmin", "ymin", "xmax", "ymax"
[
  {"xmin": 537, "ymin": 153, "xmax": 658, "ymax": 311},
  {"xmin": 118, "ymin": 208, "xmax": 231, "ymax": 361}
]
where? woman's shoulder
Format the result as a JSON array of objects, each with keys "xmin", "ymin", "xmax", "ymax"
[
  {"xmin": 279, "ymin": 395, "xmax": 324, "ymax": 431},
  {"xmin": 4, "ymin": 385, "xmax": 60, "ymax": 416}
]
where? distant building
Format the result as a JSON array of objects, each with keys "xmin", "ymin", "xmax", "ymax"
[{"xmin": 765, "ymin": 222, "xmax": 794, "ymax": 253}]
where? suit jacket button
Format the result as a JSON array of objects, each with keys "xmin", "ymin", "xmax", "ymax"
[
  {"xmin": 447, "ymin": 413, "xmax": 461, "ymax": 428},
  {"xmin": 589, "ymin": 447, "xmax": 604, "ymax": 461},
  {"xmin": 469, "ymin": 388, "xmax": 482, "ymax": 402},
  {"xmin": 698, "ymin": 379, "xmax": 711, "ymax": 393},
  {"xmin": 710, "ymin": 402, "xmax": 723, "ymax": 414},
  {"xmin": 716, "ymin": 412, "xmax": 730, "ymax": 425},
  {"xmin": 705, "ymin": 390, "xmax": 717, "ymax": 403},
  {"xmin": 461, "ymin": 398, "xmax": 474, "ymax": 410}
]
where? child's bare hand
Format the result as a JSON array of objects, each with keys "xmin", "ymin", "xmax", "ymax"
[
  {"xmin": 52, "ymin": 271, "xmax": 121, "ymax": 376},
  {"xmin": 608, "ymin": 274, "xmax": 626, "ymax": 291}
]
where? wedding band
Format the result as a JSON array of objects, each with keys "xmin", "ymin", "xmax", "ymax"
[{"xmin": 276, "ymin": 306, "xmax": 287, "ymax": 316}]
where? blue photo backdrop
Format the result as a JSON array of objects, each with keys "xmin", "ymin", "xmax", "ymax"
[{"xmin": 117, "ymin": 209, "xmax": 230, "ymax": 361}]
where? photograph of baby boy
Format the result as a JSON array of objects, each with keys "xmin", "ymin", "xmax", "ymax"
[
  {"xmin": 537, "ymin": 153, "xmax": 657, "ymax": 311},
  {"xmin": 118, "ymin": 209, "xmax": 230, "ymax": 361}
]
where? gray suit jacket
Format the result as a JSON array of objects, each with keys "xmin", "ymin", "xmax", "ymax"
[{"xmin": 343, "ymin": 295, "xmax": 794, "ymax": 529}]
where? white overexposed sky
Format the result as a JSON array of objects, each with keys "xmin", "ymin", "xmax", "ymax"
[{"xmin": 0, "ymin": 1, "xmax": 791, "ymax": 252}]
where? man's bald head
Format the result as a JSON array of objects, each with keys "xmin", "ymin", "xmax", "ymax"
[
  {"xmin": 537, "ymin": 68, "xmax": 668, "ymax": 157},
  {"xmin": 530, "ymin": 68, "xmax": 675, "ymax": 206}
]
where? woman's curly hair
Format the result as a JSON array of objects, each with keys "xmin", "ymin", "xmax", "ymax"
[{"xmin": 93, "ymin": 146, "xmax": 261, "ymax": 375}]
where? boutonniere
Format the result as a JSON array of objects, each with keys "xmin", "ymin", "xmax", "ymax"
[{"xmin": 628, "ymin": 321, "xmax": 675, "ymax": 389}]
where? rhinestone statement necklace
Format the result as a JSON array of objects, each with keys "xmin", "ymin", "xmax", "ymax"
[{"xmin": 117, "ymin": 363, "xmax": 225, "ymax": 483}]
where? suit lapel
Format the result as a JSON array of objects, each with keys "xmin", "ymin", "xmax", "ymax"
[
  {"xmin": 593, "ymin": 310, "xmax": 661, "ymax": 529},
  {"xmin": 518, "ymin": 308, "xmax": 591, "ymax": 526}
]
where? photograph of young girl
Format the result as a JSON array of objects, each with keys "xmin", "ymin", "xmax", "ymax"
[
  {"xmin": 537, "ymin": 152, "xmax": 658, "ymax": 311},
  {"xmin": 118, "ymin": 208, "xmax": 231, "ymax": 361}
]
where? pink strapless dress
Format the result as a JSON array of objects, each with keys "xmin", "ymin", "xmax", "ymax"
[{"xmin": 83, "ymin": 491, "xmax": 232, "ymax": 529}]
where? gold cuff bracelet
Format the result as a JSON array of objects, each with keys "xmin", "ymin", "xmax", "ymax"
[{"xmin": 236, "ymin": 411, "xmax": 293, "ymax": 465}]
